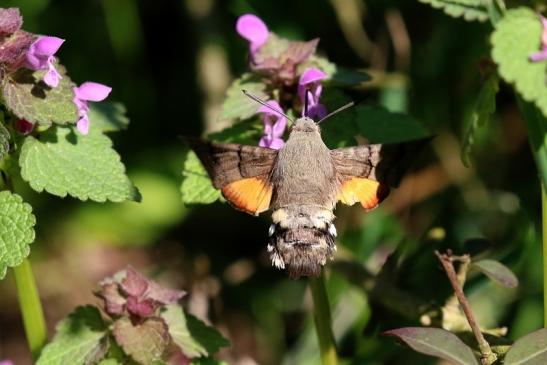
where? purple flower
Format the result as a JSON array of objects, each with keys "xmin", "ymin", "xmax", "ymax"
[
  {"xmin": 0, "ymin": 360, "xmax": 14, "ymax": 365},
  {"xmin": 73, "ymin": 82, "xmax": 112, "ymax": 135},
  {"xmin": 298, "ymin": 68, "xmax": 328, "ymax": 119},
  {"xmin": 530, "ymin": 15, "xmax": 547, "ymax": 62},
  {"xmin": 15, "ymin": 119, "xmax": 34, "ymax": 135},
  {"xmin": 258, "ymin": 100, "xmax": 287, "ymax": 150},
  {"xmin": 25, "ymin": 36, "xmax": 64, "ymax": 87},
  {"xmin": 236, "ymin": 14, "xmax": 269, "ymax": 56}
]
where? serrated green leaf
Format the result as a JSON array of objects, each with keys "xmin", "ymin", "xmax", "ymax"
[
  {"xmin": 355, "ymin": 105, "xmax": 431, "ymax": 144},
  {"xmin": 37, "ymin": 306, "xmax": 108, "ymax": 365},
  {"xmin": 19, "ymin": 125, "xmax": 140, "ymax": 203},
  {"xmin": 461, "ymin": 74, "xmax": 499, "ymax": 167},
  {"xmin": 0, "ymin": 121, "xmax": 10, "ymax": 160},
  {"xmin": 492, "ymin": 8, "xmax": 547, "ymax": 118},
  {"xmin": 161, "ymin": 304, "xmax": 229, "ymax": 358},
  {"xmin": 113, "ymin": 317, "xmax": 170, "ymax": 365},
  {"xmin": 384, "ymin": 327, "xmax": 479, "ymax": 365},
  {"xmin": 208, "ymin": 118, "xmax": 263, "ymax": 144},
  {"xmin": 180, "ymin": 150, "xmax": 221, "ymax": 205},
  {"xmin": 219, "ymin": 73, "xmax": 267, "ymax": 123},
  {"xmin": 0, "ymin": 191, "xmax": 35, "ymax": 279},
  {"xmin": 88, "ymin": 102, "xmax": 129, "ymax": 132},
  {"xmin": 504, "ymin": 328, "xmax": 547, "ymax": 364},
  {"xmin": 471, "ymin": 259, "xmax": 519, "ymax": 288},
  {"xmin": 418, "ymin": 0, "xmax": 488, "ymax": 22},
  {"xmin": 2, "ymin": 64, "xmax": 78, "ymax": 126}
]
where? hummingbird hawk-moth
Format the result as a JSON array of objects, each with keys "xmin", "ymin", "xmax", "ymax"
[{"xmin": 187, "ymin": 96, "xmax": 424, "ymax": 278}]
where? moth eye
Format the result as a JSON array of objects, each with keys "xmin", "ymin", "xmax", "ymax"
[
  {"xmin": 268, "ymin": 224, "xmax": 276, "ymax": 237},
  {"xmin": 328, "ymin": 223, "xmax": 337, "ymax": 237}
]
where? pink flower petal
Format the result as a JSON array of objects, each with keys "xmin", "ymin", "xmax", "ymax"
[
  {"xmin": 31, "ymin": 36, "xmax": 64, "ymax": 57},
  {"xmin": 272, "ymin": 118, "xmax": 287, "ymax": 137},
  {"xmin": 299, "ymin": 67, "xmax": 327, "ymax": 86},
  {"xmin": 43, "ymin": 63, "xmax": 61, "ymax": 87},
  {"xmin": 268, "ymin": 138, "xmax": 284, "ymax": 150},
  {"xmin": 236, "ymin": 14, "xmax": 269, "ymax": 49},
  {"xmin": 77, "ymin": 116, "xmax": 90, "ymax": 135},
  {"xmin": 258, "ymin": 100, "xmax": 283, "ymax": 115},
  {"xmin": 530, "ymin": 49, "xmax": 547, "ymax": 62},
  {"xmin": 74, "ymin": 82, "xmax": 112, "ymax": 102}
]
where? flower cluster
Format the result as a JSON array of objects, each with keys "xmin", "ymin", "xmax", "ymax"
[
  {"xmin": 236, "ymin": 13, "xmax": 329, "ymax": 150},
  {"xmin": 0, "ymin": 8, "xmax": 111, "ymax": 135},
  {"xmin": 95, "ymin": 266, "xmax": 185, "ymax": 319},
  {"xmin": 530, "ymin": 15, "xmax": 547, "ymax": 62}
]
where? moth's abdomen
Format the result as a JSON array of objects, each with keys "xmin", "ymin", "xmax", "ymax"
[{"xmin": 268, "ymin": 206, "xmax": 337, "ymax": 278}]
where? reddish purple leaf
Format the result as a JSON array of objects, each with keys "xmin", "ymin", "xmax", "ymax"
[{"xmin": 504, "ymin": 328, "xmax": 547, "ymax": 364}]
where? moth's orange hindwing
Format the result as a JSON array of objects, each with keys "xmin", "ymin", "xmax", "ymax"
[
  {"xmin": 221, "ymin": 177, "xmax": 273, "ymax": 215},
  {"xmin": 337, "ymin": 177, "xmax": 390, "ymax": 210}
]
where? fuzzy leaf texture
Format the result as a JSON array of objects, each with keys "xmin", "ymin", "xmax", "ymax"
[
  {"xmin": 418, "ymin": 0, "xmax": 488, "ymax": 22},
  {"xmin": 0, "ymin": 8, "xmax": 22, "ymax": 35},
  {"xmin": 218, "ymin": 73, "xmax": 267, "ymax": 122},
  {"xmin": 384, "ymin": 327, "xmax": 479, "ymax": 365},
  {"xmin": 471, "ymin": 259, "xmax": 518, "ymax": 288},
  {"xmin": 19, "ymin": 125, "xmax": 140, "ymax": 202},
  {"xmin": 0, "ymin": 121, "xmax": 10, "ymax": 161},
  {"xmin": 0, "ymin": 191, "xmax": 35, "ymax": 279},
  {"xmin": 88, "ymin": 102, "xmax": 129, "ymax": 132},
  {"xmin": 355, "ymin": 105, "xmax": 432, "ymax": 144},
  {"xmin": 37, "ymin": 306, "xmax": 108, "ymax": 365},
  {"xmin": 0, "ymin": 30, "xmax": 35, "ymax": 67},
  {"xmin": 461, "ymin": 73, "xmax": 499, "ymax": 167},
  {"xmin": 492, "ymin": 8, "xmax": 547, "ymax": 118},
  {"xmin": 161, "ymin": 304, "xmax": 230, "ymax": 359},
  {"xmin": 112, "ymin": 317, "xmax": 170, "ymax": 365},
  {"xmin": 180, "ymin": 151, "xmax": 221, "ymax": 205},
  {"xmin": 504, "ymin": 328, "xmax": 547, "ymax": 364},
  {"xmin": 2, "ymin": 64, "xmax": 78, "ymax": 125}
]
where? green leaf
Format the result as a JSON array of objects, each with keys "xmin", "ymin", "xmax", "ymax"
[
  {"xmin": 492, "ymin": 8, "xmax": 547, "ymax": 118},
  {"xmin": 504, "ymin": 328, "xmax": 547, "ymax": 365},
  {"xmin": 208, "ymin": 118, "xmax": 263, "ymax": 144},
  {"xmin": 113, "ymin": 317, "xmax": 171, "ymax": 365},
  {"xmin": 384, "ymin": 327, "xmax": 479, "ymax": 365},
  {"xmin": 161, "ymin": 304, "xmax": 229, "ymax": 358},
  {"xmin": 0, "ymin": 121, "xmax": 10, "ymax": 161},
  {"xmin": 88, "ymin": 102, "xmax": 129, "ymax": 132},
  {"xmin": 180, "ymin": 150, "xmax": 221, "ymax": 205},
  {"xmin": 461, "ymin": 74, "xmax": 499, "ymax": 167},
  {"xmin": 319, "ymin": 88, "xmax": 358, "ymax": 148},
  {"xmin": 517, "ymin": 97, "xmax": 547, "ymax": 188},
  {"xmin": 19, "ymin": 125, "xmax": 140, "ymax": 203},
  {"xmin": 355, "ymin": 105, "xmax": 432, "ymax": 144},
  {"xmin": 2, "ymin": 64, "xmax": 78, "ymax": 126},
  {"xmin": 37, "ymin": 306, "xmax": 108, "ymax": 365},
  {"xmin": 418, "ymin": 0, "xmax": 488, "ymax": 22},
  {"xmin": 97, "ymin": 360, "xmax": 121, "ymax": 365},
  {"xmin": 471, "ymin": 259, "xmax": 518, "ymax": 288},
  {"xmin": 219, "ymin": 73, "xmax": 268, "ymax": 123},
  {"xmin": 0, "ymin": 191, "xmax": 35, "ymax": 279},
  {"xmin": 298, "ymin": 55, "xmax": 371, "ymax": 86}
]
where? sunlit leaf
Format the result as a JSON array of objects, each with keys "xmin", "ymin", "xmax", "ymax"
[
  {"xmin": 219, "ymin": 73, "xmax": 267, "ymax": 123},
  {"xmin": 180, "ymin": 150, "xmax": 221, "ymax": 205},
  {"xmin": 418, "ymin": 0, "xmax": 488, "ymax": 22}
]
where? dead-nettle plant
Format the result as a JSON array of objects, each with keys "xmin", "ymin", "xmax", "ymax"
[
  {"xmin": 35, "ymin": 267, "xmax": 229, "ymax": 365},
  {"xmin": 382, "ymin": 1, "xmax": 547, "ymax": 365},
  {"xmin": 0, "ymin": 6, "xmax": 142, "ymax": 362},
  {"xmin": 180, "ymin": 13, "xmax": 432, "ymax": 365}
]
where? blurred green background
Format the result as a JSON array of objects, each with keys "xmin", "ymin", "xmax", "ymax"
[{"xmin": 0, "ymin": 0, "xmax": 543, "ymax": 364}]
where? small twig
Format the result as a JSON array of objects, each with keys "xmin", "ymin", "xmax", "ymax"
[{"xmin": 435, "ymin": 251, "xmax": 497, "ymax": 365}]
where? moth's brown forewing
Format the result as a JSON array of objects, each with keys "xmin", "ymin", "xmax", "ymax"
[{"xmin": 186, "ymin": 118, "xmax": 425, "ymax": 278}]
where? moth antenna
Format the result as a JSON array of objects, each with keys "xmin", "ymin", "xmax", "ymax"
[
  {"xmin": 317, "ymin": 101, "xmax": 355, "ymax": 124},
  {"xmin": 241, "ymin": 89, "xmax": 294, "ymax": 122}
]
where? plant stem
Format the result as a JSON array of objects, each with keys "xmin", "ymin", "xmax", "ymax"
[
  {"xmin": 543, "ymin": 183, "xmax": 547, "ymax": 328},
  {"xmin": 309, "ymin": 270, "xmax": 338, "ymax": 365},
  {"xmin": 435, "ymin": 251, "xmax": 497, "ymax": 365},
  {"xmin": 13, "ymin": 257, "xmax": 47, "ymax": 360}
]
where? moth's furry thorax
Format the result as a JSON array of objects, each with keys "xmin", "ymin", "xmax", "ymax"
[{"xmin": 291, "ymin": 117, "xmax": 320, "ymax": 133}]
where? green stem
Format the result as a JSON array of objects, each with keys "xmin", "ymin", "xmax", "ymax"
[
  {"xmin": 13, "ymin": 257, "xmax": 47, "ymax": 360},
  {"xmin": 309, "ymin": 270, "xmax": 338, "ymax": 365},
  {"xmin": 543, "ymin": 183, "xmax": 547, "ymax": 328}
]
